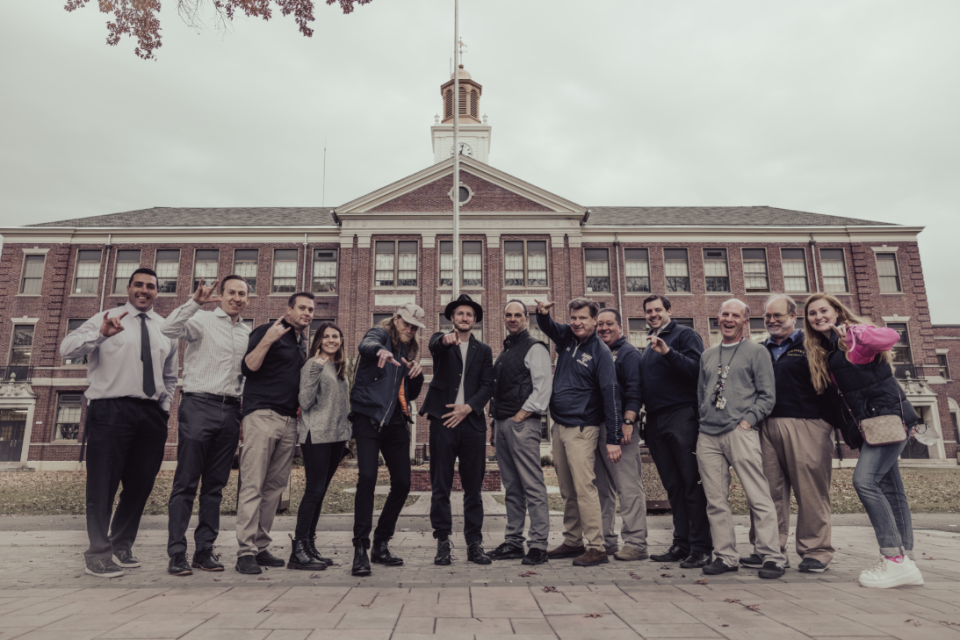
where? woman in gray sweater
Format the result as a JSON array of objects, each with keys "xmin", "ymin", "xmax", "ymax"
[{"xmin": 290, "ymin": 321, "xmax": 351, "ymax": 570}]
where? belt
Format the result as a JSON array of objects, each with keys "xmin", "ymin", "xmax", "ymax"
[{"xmin": 184, "ymin": 391, "xmax": 241, "ymax": 406}]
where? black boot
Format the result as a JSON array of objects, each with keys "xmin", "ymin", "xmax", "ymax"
[
  {"xmin": 371, "ymin": 539, "xmax": 404, "ymax": 567},
  {"xmin": 306, "ymin": 537, "xmax": 334, "ymax": 566},
  {"xmin": 288, "ymin": 538, "xmax": 326, "ymax": 571},
  {"xmin": 435, "ymin": 536, "xmax": 453, "ymax": 566},
  {"xmin": 352, "ymin": 540, "xmax": 371, "ymax": 577}
]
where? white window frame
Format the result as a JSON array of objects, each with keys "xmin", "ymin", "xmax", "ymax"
[
  {"xmin": 53, "ymin": 393, "xmax": 83, "ymax": 441},
  {"xmin": 193, "ymin": 249, "xmax": 220, "ymax": 291},
  {"xmin": 113, "ymin": 249, "xmax": 142, "ymax": 295},
  {"xmin": 374, "ymin": 240, "xmax": 419, "ymax": 288},
  {"xmin": 876, "ymin": 252, "xmax": 902, "ymax": 293},
  {"xmin": 819, "ymin": 248, "xmax": 849, "ymax": 293},
  {"xmin": 780, "ymin": 248, "xmax": 809, "ymax": 293},
  {"xmin": 624, "ymin": 248, "xmax": 650, "ymax": 294},
  {"xmin": 312, "ymin": 248, "xmax": 338, "ymax": 294},
  {"xmin": 72, "ymin": 249, "xmax": 103, "ymax": 296},
  {"xmin": 703, "ymin": 248, "xmax": 730, "ymax": 293},
  {"xmin": 663, "ymin": 248, "xmax": 690, "ymax": 293},
  {"xmin": 440, "ymin": 240, "xmax": 483, "ymax": 288},
  {"xmin": 584, "ymin": 248, "xmax": 611, "ymax": 294},
  {"xmin": 503, "ymin": 239, "xmax": 549, "ymax": 288},
  {"xmin": 233, "ymin": 249, "xmax": 259, "ymax": 295},
  {"xmin": 271, "ymin": 249, "xmax": 299, "ymax": 295},
  {"xmin": 741, "ymin": 248, "xmax": 769, "ymax": 293},
  {"xmin": 155, "ymin": 249, "xmax": 181, "ymax": 295}
]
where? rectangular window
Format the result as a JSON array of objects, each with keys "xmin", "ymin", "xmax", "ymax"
[
  {"xmin": 504, "ymin": 240, "xmax": 548, "ymax": 287},
  {"xmin": 241, "ymin": 318, "xmax": 254, "ymax": 330},
  {"xmin": 628, "ymin": 319, "xmax": 647, "ymax": 348},
  {"xmin": 439, "ymin": 314, "xmax": 483, "ymax": 342},
  {"xmin": 193, "ymin": 249, "xmax": 220, "ymax": 291},
  {"xmin": 113, "ymin": 250, "xmax": 141, "ymax": 294},
  {"xmin": 703, "ymin": 249, "xmax": 730, "ymax": 292},
  {"xmin": 272, "ymin": 249, "xmax": 299, "ymax": 294},
  {"xmin": 742, "ymin": 249, "xmax": 769, "ymax": 293},
  {"xmin": 64, "ymin": 319, "xmax": 88, "ymax": 365},
  {"xmin": 749, "ymin": 318, "xmax": 768, "ymax": 343},
  {"xmin": 624, "ymin": 249, "xmax": 650, "ymax": 293},
  {"xmin": 54, "ymin": 393, "xmax": 83, "ymax": 441},
  {"xmin": 937, "ymin": 353, "xmax": 950, "ymax": 380},
  {"xmin": 781, "ymin": 248, "xmax": 809, "ymax": 293},
  {"xmin": 9, "ymin": 325, "xmax": 34, "ymax": 374},
  {"xmin": 73, "ymin": 249, "xmax": 102, "ymax": 295},
  {"xmin": 674, "ymin": 318, "xmax": 695, "ymax": 329},
  {"xmin": 528, "ymin": 322, "xmax": 550, "ymax": 346},
  {"xmin": 820, "ymin": 249, "xmax": 848, "ymax": 293},
  {"xmin": 19, "ymin": 255, "xmax": 45, "ymax": 294},
  {"xmin": 155, "ymin": 250, "xmax": 180, "ymax": 294},
  {"xmin": 309, "ymin": 318, "xmax": 336, "ymax": 343},
  {"xmin": 709, "ymin": 319, "xmax": 722, "ymax": 347},
  {"xmin": 664, "ymin": 248, "xmax": 690, "ymax": 292},
  {"xmin": 375, "ymin": 241, "xmax": 418, "ymax": 287},
  {"xmin": 373, "ymin": 313, "xmax": 393, "ymax": 327},
  {"xmin": 887, "ymin": 322, "xmax": 913, "ymax": 378},
  {"xmin": 876, "ymin": 253, "xmax": 902, "ymax": 293},
  {"xmin": 439, "ymin": 241, "xmax": 483, "ymax": 287},
  {"xmin": 233, "ymin": 249, "xmax": 258, "ymax": 295},
  {"xmin": 584, "ymin": 249, "xmax": 611, "ymax": 293},
  {"xmin": 312, "ymin": 249, "xmax": 338, "ymax": 293}
]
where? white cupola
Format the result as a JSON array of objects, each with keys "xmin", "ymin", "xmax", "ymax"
[{"xmin": 431, "ymin": 65, "xmax": 492, "ymax": 164}]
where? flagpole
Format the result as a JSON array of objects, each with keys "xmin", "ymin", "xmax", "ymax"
[{"xmin": 452, "ymin": 0, "xmax": 461, "ymax": 299}]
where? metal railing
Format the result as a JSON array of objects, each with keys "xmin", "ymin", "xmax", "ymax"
[
  {"xmin": 0, "ymin": 366, "xmax": 32, "ymax": 383},
  {"xmin": 893, "ymin": 363, "xmax": 916, "ymax": 379}
]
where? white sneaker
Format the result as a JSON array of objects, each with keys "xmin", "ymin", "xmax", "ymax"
[{"xmin": 858, "ymin": 554, "xmax": 924, "ymax": 589}]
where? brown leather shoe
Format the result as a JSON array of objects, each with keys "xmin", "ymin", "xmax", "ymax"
[
  {"xmin": 547, "ymin": 543, "xmax": 586, "ymax": 559},
  {"xmin": 572, "ymin": 548, "xmax": 610, "ymax": 567}
]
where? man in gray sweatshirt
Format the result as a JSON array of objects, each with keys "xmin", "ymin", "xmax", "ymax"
[{"xmin": 697, "ymin": 299, "xmax": 785, "ymax": 579}]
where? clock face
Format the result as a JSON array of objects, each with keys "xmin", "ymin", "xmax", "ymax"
[{"xmin": 450, "ymin": 143, "xmax": 473, "ymax": 157}]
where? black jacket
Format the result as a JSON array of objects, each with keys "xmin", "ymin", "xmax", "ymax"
[
  {"xmin": 241, "ymin": 319, "xmax": 306, "ymax": 419},
  {"xmin": 638, "ymin": 320, "xmax": 703, "ymax": 415},
  {"xmin": 420, "ymin": 332, "xmax": 494, "ymax": 432},
  {"xmin": 350, "ymin": 327, "xmax": 424, "ymax": 426},
  {"xmin": 764, "ymin": 330, "xmax": 831, "ymax": 421},
  {"xmin": 609, "ymin": 335, "xmax": 643, "ymax": 416}
]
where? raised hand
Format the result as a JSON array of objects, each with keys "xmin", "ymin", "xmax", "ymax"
[
  {"xmin": 442, "ymin": 403, "xmax": 473, "ymax": 428},
  {"xmin": 402, "ymin": 357, "xmax": 422, "ymax": 379},
  {"xmin": 314, "ymin": 350, "xmax": 329, "ymax": 364},
  {"xmin": 263, "ymin": 317, "xmax": 291, "ymax": 345},
  {"xmin": 828, "ymin": 322, "xmax": 848, "ymax": 338},
  {"xmin": 99, "ymin": 311, "xmax": 128, "ymax": 338},
  {"xmin": 192, "ymin": 277, "xmax": 221, "ymax": 305},
  {"xmin": 377, "ymin": 349, "xmax": 401, "ymax": 369},
  {"xmin": 646, "ymin": 335, "xmax": 670, "ymax": 355},
  {"xmin": 534, "ymin": 299, "xmax": 555, "ymax": 315},
  {"xmin": 441, "ymin": 332, "xmax": 461, "ymax": 347}
]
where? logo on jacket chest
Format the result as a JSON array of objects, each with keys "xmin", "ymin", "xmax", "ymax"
[{"xmin": 577, "ymin": 352, "xmax": 593, "ymax": 368}]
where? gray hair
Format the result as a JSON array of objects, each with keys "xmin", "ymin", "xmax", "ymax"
[
  {"xmin": 503, "ymin": 299, "xmax": 529, "ymax": 317},
  {"xmin": 764, "ymin": 294, "xmax": 797, "ymax": 316},
  {"xmin": 719, "ymin": 298, "xmax": 750, "ymax": 317}
]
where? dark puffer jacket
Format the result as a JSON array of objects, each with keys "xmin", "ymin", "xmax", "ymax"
[{"xmin": 825, "ymin": 332, "xmax": 918, "ymax": 449}]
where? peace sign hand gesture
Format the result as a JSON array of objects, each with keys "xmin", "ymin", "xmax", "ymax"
[{"xmin": 192, "ymin": 278, "xmax": 221, "ymax": 305}]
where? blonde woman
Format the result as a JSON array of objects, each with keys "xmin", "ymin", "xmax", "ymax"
[{"xmin": 804, "ymin": 293, "xmax": 922, "ymax": 589}]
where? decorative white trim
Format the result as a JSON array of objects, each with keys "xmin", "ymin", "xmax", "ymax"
[
  {"xmin": 937, "ymin": 348, "xmax": 950, "ymax": 354},
  {"xmin": 374, "ymin": 294, "xmax": 416, "ymax": 306},
  {"xmin": 871, "ymin": 245, "xmax": 900, "ymax": 253},
  {"xmin": 9, "ymin": 317, "xmax": 40, "ymax": 325},
  {"xmin": 440, "ymin": 293, "xmax": 481, "ymax": 306},
  {"xmin": 449, "ymin": 183, "xmax": 474, "ymax": 206},
  {"xmin": 882, "ymin": 315, "xmax": 911, "ymax": 323},
  {"xmin": 21, "ymin": 247, "xmax": 50, "ymax": 255},
  {"xmin": 421, "ymin": 234, "xmax": 437, "ymax": 249},
  {"xmin": 485, "ymin": 233, "xmax": 500, "ymax": 248}
]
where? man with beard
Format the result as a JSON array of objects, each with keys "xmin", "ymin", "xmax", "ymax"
[
  {"xmin": 421, "ymin": 294, "xmax": 494, "ymax": 566},
  {"xmin": 697, "ymin": 299, "xmax": 784, "ymax": 579}
]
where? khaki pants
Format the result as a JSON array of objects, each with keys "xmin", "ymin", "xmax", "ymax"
[
  {"xmin": 697, "ymin": 428, "xmax": 786, "ymax": 567},
  {"xmin": 552, "ymin": 424, "xmax": 603, "ymax": 551},
  {"xmin": 595, "ymin": 427, "xmax": 647, "ymax": 552},
  {"xmin": 748, "ymin": 417, "xmax": 835, "ymax": 564},
  {"xmin": 236, "ymin": 409, "xmax": 297, "ymax": 557}
]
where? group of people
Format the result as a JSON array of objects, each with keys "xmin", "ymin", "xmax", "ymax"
[{"xmin": 60, "ymin": 266, "xmax": 924, "ymax": 590}]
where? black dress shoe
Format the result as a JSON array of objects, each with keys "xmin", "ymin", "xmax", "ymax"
[
  {"xmin": 371, "ymin": 539, "xmax": 404, "ymax": 566},
  {"xmin": 702, "ymin": 558, "xmax": 739, "ymax": 575},
  {"xmin": 168, "ymin": 552, "xmax": 193, "ymax": 576},
  {"xmin": 235, "ymin": 555, "xmax": 262, "ymax": 575},
  {"xmin": 759, "ymin": 560, "xmax": 785, "ymax": 579},
  {"xmin": 739, "ymin": 553, "xmax": 764, "ymax": 569},
  {"xmin": 650, "ymin": 545, "xmax": 688, "ymax": 563},
  {"xmin": 522, "ymin": 548, "xmax": 549, "ymax": 565},
  {"xmin": 289, "ymin": 538, "xmax": 326, "ymax": 571},
  {"xmin": 435, "ymin": 538, "xmax": 453, "ymax": 566},
  {"xmin": 255, "ymin": 549, "xmax": 286, "ymax": 568},
  {"xmin": 307, "ymin": 537, "xmax": 334, "ymax": 566},
  {"xmin": 488, "ymin": 542, "xmax": 525, "ymax": 561},
  {"xmin": 467, "ymin": 543, "xmax": 492, "ymax": 565},
  {"xmin": 352, "ymin": 541, "xmax": 371, "ymax": 577},
  {"xmin": 679, "ymin": 552, "xmax": 711, "ymax": 569},
  {"xmin": 114, "ymin": 549, "xmax": 142, "ymax": 568},
  {"xmin": 192, "ymin": 548, "xmax": 224, "ymax": 572}
]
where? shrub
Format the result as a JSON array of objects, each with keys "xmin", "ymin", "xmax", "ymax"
[{"xmin": 541, "ymin": 455, "xmax": 553, "ymax": 468}]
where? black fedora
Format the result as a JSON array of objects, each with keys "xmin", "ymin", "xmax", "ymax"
[{"xmin": 444, "ymin": 293, "xmax": 483, "ymax": 323}]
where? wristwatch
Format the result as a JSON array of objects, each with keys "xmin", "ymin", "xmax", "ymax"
[{"xmin": 623, "ymin": 418, "xmax": 635, "ymax": 426}]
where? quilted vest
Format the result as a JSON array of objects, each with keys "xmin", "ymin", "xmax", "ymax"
[{"xmin": 491, "ymin": 329, "xmax": 539, "ymax": 420}]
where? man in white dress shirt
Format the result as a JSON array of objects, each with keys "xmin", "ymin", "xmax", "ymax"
[
  {"xmin": 61, "ymin": 268, "xmax": 179, "ymax": 578},
  {"xmin": 161, "ymin": 275, "xmax": 251, "ymax": 576}
]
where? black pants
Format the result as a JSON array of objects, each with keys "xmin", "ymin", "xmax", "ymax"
[
  {"xmin": 85, "ymin": 397, "xmax": 169, "ymax": 563},
  {"xmin": 352, "ymin": 410, "xmax": 411, "ymax": 545},
  {"xmin": 428, "ymin": 416, "xmax": 487, "ymax": 544},
  {"xmin": 295, "ymin": 434, "xmax": 346, "ymax": 540},
  {"xmin": 646, "ymin": 405, "xmax": 713, "ymax": 555},
  {"xmin": 167, "ymin": 395, "xmax": 241, "ymax": 557}
]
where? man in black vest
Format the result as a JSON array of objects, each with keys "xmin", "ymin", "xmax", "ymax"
[
  {"xmin": 487, "ymin": 300, "xmax": 553, "ymax": 565},
  {"xmin": 420, "ymin": 294, "xmax": 494, "ymax": 565}
]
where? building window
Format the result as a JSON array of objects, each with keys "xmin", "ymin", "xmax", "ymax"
[
  {"xmin": 19, "ymin": 255, "xmax": 45, "ymax": 294},
  {"xmin": 54, "ymin": 393, "xmax": 83, "ymax": 441},
  {"xmin": 887, "ymin": 322, "xmax": 913, "ymax": 378},
  {"xmin": 781, "ymin": 248, "xmax": 809, "ymax": 293},
  {"xmin": 272, "ymin": 249, "xmax": 299, "ymax": 294},
  {"xmin": 528, "ymin": 322, "xmax": 550, "ymax": 346},
  {"xmin": 155, "ymin": 250, "xmax": 180, "ymax": 294},
  {"xmin": 742, "ymin": 249, "xmax": 769, "ymax": 293},
  {"xmin": 233, "ymin": 249, "xmax": 258, "ymax": 295},
  {"xmin": 624, "ymin": 249, "xmax": 650, "ymax": 293},
  {"xmin": 64, "ymin": 319, "xmax": 88, "ymax": 365},
  {"xmin": 373, "ymin": 313, "xmax": 393, "ymax": 327},
  {"xmin": 241, "ymin": 318, "xmax": 254, "ymax": 330},
  {"xmin": 113, "ymin": 250, "xmax": 141, "ymax": 294},
  {"xmin": 313, "ymin": 249, "xmax": 338, "ymax": 293},
  {"xmin": 628, "ymin": 319, "xmax": 646, "ymax": 348},
  {"xmin": 584, "ymin": 249, "xmax": 610, "ymax": 293},
  {"xmin": 470, "ymin": 90, "xmax": 478, "ymax": 117},
  {"xmin": 444, "ymin": 89, "xmax": 453, "ymax": 119},
  {"xmin": 375, "ymin": 241, "xmax": 418, "ymax": 287},
  {"xmin": 458, "ymin": 85, "xmax": 468, "ymax": 115},
  {"xmin": 938, "ymin": 353, "xmax": 950, "ymax": 380},
  {"xmin": 193, "ymin": 250, "xmax": 220, "ymax": 291},
  {"xmin": 439, "ymin": 314, "xmax": 483, "ymax": 342},
  {"xmin": 664, "ymin": 248, "xmax": 690, "ymax": 292},
  {"xmin": 309, "ymin": 318, "xmax": 336, "ymax": 343},
  {"xmin": 876, "ymin": 253, "xmax": 902, "ymax": 293},
  {"xmin": 73, "ymin": 249, "xmax": 102, "ymax": 295},
  {"xmin": 9, "ymin": 325, "xmax": 33, "ymax": 372},
  {"xmin": 504, "ymin": 240, "xmax": 548, "ymax": 287},
  {"xmin": 749, "ymin": 318, "xmax": 768, "ymax": 343},
  {"xmin": 703, "ymin": 249, "xmax": 730, "ymax": 292},
  {"xmin": 820, "ymin": 249, "xmax": 848, "ymax": 293},
  {"xmin": 440, "ymin": 241, "xmax": 482, "ymax": 287}
]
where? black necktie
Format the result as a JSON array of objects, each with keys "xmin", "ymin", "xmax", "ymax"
[
  {"xmin": 139, "ymin": 313, "xmax": 157, "ymax": 397},
  {"xmin": 299, "ymin": 333, "xmax": 307, "ymax": 363}
]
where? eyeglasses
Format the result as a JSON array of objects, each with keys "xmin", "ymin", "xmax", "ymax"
[{"xmin": 764, "ymin": 313, "xmax": 791, "ymax": 321}]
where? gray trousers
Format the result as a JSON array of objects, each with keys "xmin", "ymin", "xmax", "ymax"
[
  {"xmin": 494, "ymin": 416, "xmax": 550, "ymax": 550},
  {"xmin": 594, "ymin": 427, "xmax": 648, "ymax": 552}
]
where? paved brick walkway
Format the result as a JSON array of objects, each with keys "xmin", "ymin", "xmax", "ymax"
[{"xmin": 2, "ymin": 519, "xmax": 960, "ymax": 639}]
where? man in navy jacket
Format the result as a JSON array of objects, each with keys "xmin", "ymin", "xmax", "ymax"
[
  {"xmin": 639, "ymin": 294, "xmax": 713, "ymax": 568},
  {"xmin": 535, "ymin": 297, "xmax": 621, "ymax": 568}
]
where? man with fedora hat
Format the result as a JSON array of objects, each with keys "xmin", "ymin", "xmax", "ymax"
[{"xmin": 421, "ymin": 294, "xmax": 494, "ymax": 566}]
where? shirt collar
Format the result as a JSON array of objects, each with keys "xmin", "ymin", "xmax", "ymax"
[
  {"xmin": 123, "ymin": 301, "xmax": 161, "ymax": 321},
  {"xmin": 610, "ymin": 335, "xmax": 628, "ymax": 350},
  {"xmin": 213, "ymin": 307, "xmax": 244, "ymax": 325},
  {"xmin": 765, "ymin": 328, "xmax": 801, "ymax": 349}
]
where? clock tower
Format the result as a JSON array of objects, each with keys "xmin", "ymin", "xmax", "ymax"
[{"xmin": 431, "ymin": 65, "xmax": 492, "ymax": 164}]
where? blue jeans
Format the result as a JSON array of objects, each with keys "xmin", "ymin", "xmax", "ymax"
[{"xmin": 852, "ymin": 439, "xmax": 913, "ymax": 557}]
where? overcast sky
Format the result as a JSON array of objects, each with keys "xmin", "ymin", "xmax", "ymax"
[{"xmin": 1, "ymin": 1, "xmax": 957, "ymax": 321}]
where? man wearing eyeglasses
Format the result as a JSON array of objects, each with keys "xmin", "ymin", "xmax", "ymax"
[{"xmin": 742, "ymin": 295, "xmax": 835, "ymax": 574}]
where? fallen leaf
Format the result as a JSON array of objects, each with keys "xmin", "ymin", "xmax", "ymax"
[
  {"xmin": 694, "ymin": 579, "xmax": 708, "ymax": 585},
  {"xmin": 659, "ymin": 564, "xmax": 673, "ymax": 570},
  {"xmin": 584, "ymin": 613, "xmax": 603, "ymax": 618},
  {"xmin": 519, "ymin": 571, "xmax": 538, "ymax": 578},
  {"xmin": 257, "ymin": 577, "xmax": 270, "ymax": 581},
  {"xmin": 725, "ymin": 598, "xmax": 741, "ymax": 604},
  {"xmin": 628, "ymin": 571, "xmax": 642, "ymax": 580},
  {"xmin": 542, "ymin": 586, "xmax": 559, "ymax": 593},
  {"xmin": 745, "ymin": 604, "xmax": 760, "ymax": 612},
  {"xmin": 309, "ymin": 573, "xmax": 324, "ymax": 578},
  {"xmin": 361, "ymin": 604, "xmax": 371, "ymax": 607},
  {"xmin": 722, "ymin": 624, "xmax": 729, "ymax": 627},
  {"xmin": 660, "ymin": 573, "xmax": 674, "ymax": 578}
]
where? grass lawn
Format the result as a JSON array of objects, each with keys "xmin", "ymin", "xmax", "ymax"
[{"xmin": 0, "ymin": 466, "xmax": 414, "ymax": 516}]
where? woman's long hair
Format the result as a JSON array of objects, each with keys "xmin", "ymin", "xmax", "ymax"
[
  {"xmin": 378, "ymin": 314, "xmax": 420, "ymax": 362},
  {"xmin": 803, "ymin": 293, "xmax": 891, "ymax": 393},
  {"xmin": 309, "ymin": 321, "xmax": 347, "ymax": 380}
]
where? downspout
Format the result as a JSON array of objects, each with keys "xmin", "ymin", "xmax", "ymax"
[
  {"xmin": 614, "ymin": 232, "xmax": 623, "ymax": 314},
  {"xmin": 809, "ymin": 234, "xmax": 820, "ymax": 292},
  {"xmin": 99, "ymin": 234, "xmax": 112, "ymax": 313},
  {"xmin": 302, "ymin": 233, "xmax": 309, "ymax": 292}
]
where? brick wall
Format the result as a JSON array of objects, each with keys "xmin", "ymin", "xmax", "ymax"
[{"xmin": 410, "ymin": 467, "xmax": 502, "ymax": 492}]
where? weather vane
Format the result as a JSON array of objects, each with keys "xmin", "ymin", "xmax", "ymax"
[{"xmin": 458, "ymin": 38, "xmax": 467, "ymax": 63}]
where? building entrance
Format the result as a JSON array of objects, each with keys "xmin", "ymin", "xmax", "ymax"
[{"xmin": 0, "ymin": 409, "xmax": 27, "ymax": 462}]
